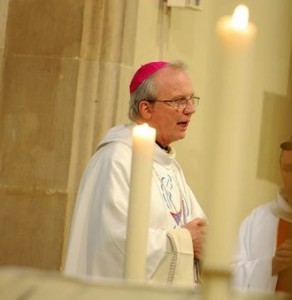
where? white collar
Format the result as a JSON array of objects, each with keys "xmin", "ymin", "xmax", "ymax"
[{"xmin": 270, "ymin": 193, "xmax": 292, "ymax": 222}]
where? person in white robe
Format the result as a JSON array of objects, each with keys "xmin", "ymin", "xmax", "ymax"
[
  {"xmin": 232, "ymin": 137, "xmax": 292, "ymax": 294},
  {"xmin": 64, "ymin": 61, "xmax": 207, "ymax": 284}
]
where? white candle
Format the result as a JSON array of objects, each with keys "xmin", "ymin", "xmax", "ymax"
[
  {"xmin": 124, "ymin": 123, "xmax": 156, "ymax": 281},
  {"xmin": 203, "ymin": 6, "xmax": 257, "ymax": 299},
  {"xmin": 204, "ymin": 4, "xmax": 257, "ymax": 272}
]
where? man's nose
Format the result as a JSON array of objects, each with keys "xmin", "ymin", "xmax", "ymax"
[{"xmin": 184, "ymin": 99, "xmax": 196, "ymax": 114}]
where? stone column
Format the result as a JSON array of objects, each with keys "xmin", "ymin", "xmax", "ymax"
[{"xmin": 0, "ymin": 0, "xmax": 138, "ymax": 271}]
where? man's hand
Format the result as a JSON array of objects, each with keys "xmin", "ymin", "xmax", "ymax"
[
  {"xmin": 272, "ymin": 239, "xmax": 292, "ymax": 276},
  {"xmin": 183, "ymin": 218, "xmax": 207, "ymax": 260}
]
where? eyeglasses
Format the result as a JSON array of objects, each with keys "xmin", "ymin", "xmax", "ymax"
[{"xmin": 147, "ymin": 95, "xmax": 200, "ymax": 110}]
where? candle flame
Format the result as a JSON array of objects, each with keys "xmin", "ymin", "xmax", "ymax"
[
  {"xmin": 134, "ymin": 123, "xmax": 156, "ymax": 140},
  {"xmin": 231, "ymin": 5, "xmax": 249, "ymax": 30}
]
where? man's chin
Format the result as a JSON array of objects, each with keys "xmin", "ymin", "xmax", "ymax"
[{"xmin": 177, "ymin": 131, "xmax": 187, "ymax": 140}]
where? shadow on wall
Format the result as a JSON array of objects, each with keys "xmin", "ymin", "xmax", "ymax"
[{"xmin": 257, "ymin": 43, "xmax": 292, "ymax": 184}]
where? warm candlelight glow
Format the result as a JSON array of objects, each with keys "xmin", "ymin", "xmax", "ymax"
[
  {"xmin": 216, "ymin": 4, "xmax": 256, "ymax": 48},
  {"xmin": 231, "ymin": 5, "xmax": 249, "ymax": 30},
  {"xmin": 133, "ymin": 123, "xmax": 155, "ymax": 140}
]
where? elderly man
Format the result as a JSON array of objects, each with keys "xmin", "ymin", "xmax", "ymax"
[
  {"xmin": 64, "ymin": 61, "xmax": 206, "ymax": 284},
  {"xmin": 232, "ymin": 137, "xmax": 292, "ymax": 294}
]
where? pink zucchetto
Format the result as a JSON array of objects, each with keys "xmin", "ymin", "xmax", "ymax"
[{"xmin": 129, "ymin": 61, "xmax": 169, "ymax": 94}]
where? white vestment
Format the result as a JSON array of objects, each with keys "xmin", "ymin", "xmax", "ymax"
[
  {"xmin": 64, "ymin": 123, "xmax": 205, "ymax": 282},
  {"xmin": 232, "ymin": 193, "xmax": 292, "ymax": 292}
]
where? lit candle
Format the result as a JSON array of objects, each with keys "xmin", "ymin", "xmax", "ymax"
[
  {"xmin": 124, "ymin": 123, "xmax": 156, "ymax": 281},
  {"xmin": 216, "ymin": 5, "xmax": 256, "ymax": 49},
  {"xmin": 204, "ymin": 4, "xmax": 257, "ymax": 293}
]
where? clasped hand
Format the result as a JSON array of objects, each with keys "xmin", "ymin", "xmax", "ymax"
[
  {"xmin": 183, "ymin": 218, "xmax": 207, "ymax": 260},
  {"xmin": 272, "ymin": 239, "xmax": 292, "ymax": 275}
]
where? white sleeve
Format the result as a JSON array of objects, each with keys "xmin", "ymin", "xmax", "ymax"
[
  {"xmin": 65, "ymin": 143, "xmax": 167, "ymax": 279},
  {"xmin": 231, "ymin": 215, "xmax": 277, "ymax": 292}
]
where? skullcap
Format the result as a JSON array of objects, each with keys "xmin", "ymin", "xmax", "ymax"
[{"xmin": 129, "ymin": 61, "xmax": 168, "ymax": 93}]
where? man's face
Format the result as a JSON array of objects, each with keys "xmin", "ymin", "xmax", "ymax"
[
  {"xmin": 147, "ymin": 67, "xmax": 196, "ymax": 146},
  {"xmin": 280, "ymin": 150, "xmax": 292, "ymax": 203}
]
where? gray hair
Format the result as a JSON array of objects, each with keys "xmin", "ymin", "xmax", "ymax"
[{"xmin": 128, "ymin": 61, "xmax": 187, "ymax": 121}]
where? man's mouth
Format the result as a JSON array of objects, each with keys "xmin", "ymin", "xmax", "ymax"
[{"xmin": 177, "ymin": 121, "xmax": 189, "ymax": 128}]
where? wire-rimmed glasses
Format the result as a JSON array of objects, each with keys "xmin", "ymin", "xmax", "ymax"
[{"xmin": 147, "ymin": 95, "xmax": 200, "ymax": 110}]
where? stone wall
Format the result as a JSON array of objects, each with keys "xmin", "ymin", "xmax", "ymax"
[{"xmin": 0, "ymin": 0, "xmax": 136, "ymax": 271}]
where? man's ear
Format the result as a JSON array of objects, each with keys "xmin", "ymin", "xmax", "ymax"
[{"xmin": 138, "ymin": 100, "xmax": 153, "ymax": 120}]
